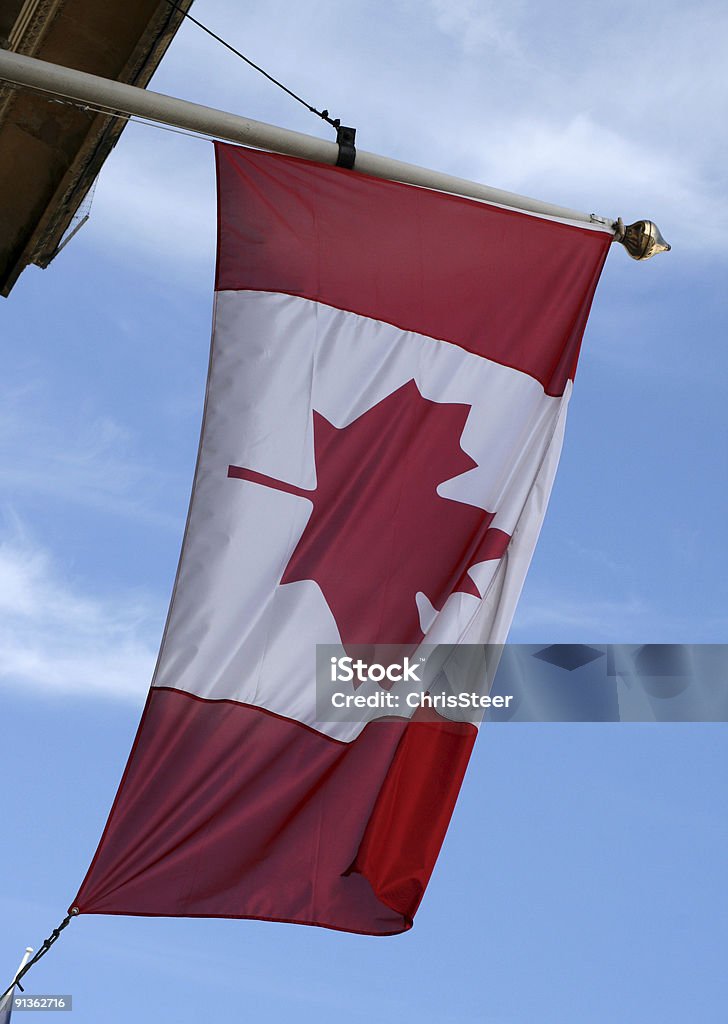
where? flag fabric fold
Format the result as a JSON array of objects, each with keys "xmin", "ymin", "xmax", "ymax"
[
  {"xmin": 0, "ymin": 989, "xmax": 13, "ymax": 1024},
  {"xmin": 72, "ymin": 143, "xmax": 611, "ymax": 934},
  {"xmin": 0, "ymin": 968, "xmax": 21, "ymax": 1024}
]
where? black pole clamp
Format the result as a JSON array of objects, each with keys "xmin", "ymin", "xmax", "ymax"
[{"xmin": 335, "ymin": 125, "xmax": 356, "ymax": 169}]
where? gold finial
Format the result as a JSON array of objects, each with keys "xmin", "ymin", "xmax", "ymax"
[{"xmin": 614, "ymin": 218, "xmax": 671, "ymax": 260}]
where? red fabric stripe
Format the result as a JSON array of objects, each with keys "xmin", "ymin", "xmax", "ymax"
[
  {"xmin": 214, "ymin": 143, "xmax": 611, "ymax": 396},
  {"xmin": 72, "ymin": 688, "xmax": 475, "ymax": 935},
  {"xmin": 227, "ymin": 463, "xmax": 313, "ymax": 500}
]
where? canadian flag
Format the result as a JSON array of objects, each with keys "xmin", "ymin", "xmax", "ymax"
[{"xmin": 72, "ymin": 144, "xmax": 611, "ymax": 934}]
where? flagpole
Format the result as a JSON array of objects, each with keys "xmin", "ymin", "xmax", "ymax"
[
  {"xmin": 11, "ymin": 949, "xmax": 34, "ymax": 985},
  {"xmin": 0, "ymin": 948, "xmax": 33, "ymax": 1010},
  {"xmin": 0, "ymin": 911, "xmax": 76, "ymax": 1005},
  {"xmin": 0, "ymin": 49, "xmax": 668, "ymax": 258}
]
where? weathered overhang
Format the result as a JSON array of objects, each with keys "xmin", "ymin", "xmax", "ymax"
[{"xmin": 0, "ymin": 0, "xmax": 194, "ymax": 297}]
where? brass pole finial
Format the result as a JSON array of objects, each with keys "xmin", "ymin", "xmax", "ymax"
[{"xmin": 614, "ymin": 218, "xmax": 671, "ymax": 260}]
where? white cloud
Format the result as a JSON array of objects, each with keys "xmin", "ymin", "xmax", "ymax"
[
  {"xmin": 78, "ymin": 0, "xmax": 727, "ymax": 274},
  {"xmin": 89, "ymin": 124, "xmax": 217, "ymax": 275},
  {"xmin": 0, "ymin": 527, "xmax": 160, "ymax": 701},
  {"xmin": 512, "ymin": 593, "xmax": 651, "ymax": 638},
  {"xmin": 427, "ymin": 0, "xmax": 521, "ymax": 54},
  {"xmin": 0, "ymin": 381, "xmax": 180, "ymax": 527},
  {"xmin": 510, "ymin": 585, "xmax": 716, "ymax": 643},
  {"xmin": 471, "ymin": 113, "xmax": 726, "ymax": 252}
]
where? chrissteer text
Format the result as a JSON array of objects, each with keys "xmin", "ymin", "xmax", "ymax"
[{"xmin": 330, "ymin": 692, "xmax": 513, "ymax": 709}]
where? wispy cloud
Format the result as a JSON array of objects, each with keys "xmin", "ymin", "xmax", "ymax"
[
  {"xmin": 88, "ymin": 124, "xmax": 217, "ymax": 277},
  {"xmin": 94, "ymin": 0, "xmax": 722, "ymax": 264},
  {"xmin": 427, "ymin": 0, "xmax": 521, "ymax": 54},
  {"xmin": 473, "ymin": 113, "xmax": 726, "ymax": 253},
  {"xmin": 511, "ymin": 592, "xmax": 652, "ymax": 641},
  {"xmin": 509, "ymin": 583, "xmax": 719, "ymax": 643},
  {"xmin": 563, "ymin": 539, "xmax": 626, "ymax": 576},
  {"xmin": 0, "ymin": 526, "xmax": 160, "ymax": 701},
  {"xmin": 0, "ymin": 380, "xmax": 181, "ymax": 527}
]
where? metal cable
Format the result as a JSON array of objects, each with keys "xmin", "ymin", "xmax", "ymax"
[
  {"xmin": 0, "ymin": 913, "xmax": 76, "ymax": 1003},
  {"xmin": 162, "ymin": 0, "xmax": 343, "ymax": 130}
]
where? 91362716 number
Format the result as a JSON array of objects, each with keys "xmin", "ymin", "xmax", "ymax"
[{"xmin": 13, "ymin": 994, "xmax": 72, "ymax": 1011}]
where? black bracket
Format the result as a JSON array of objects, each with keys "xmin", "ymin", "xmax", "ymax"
[{"xmin": 335, "ymin": 125, "xmax": 357, "ymax": 169}]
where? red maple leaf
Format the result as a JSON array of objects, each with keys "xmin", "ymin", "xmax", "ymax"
[{"xmin": 228, "ymin": 380, "xmax": 509, "ymax": 648}]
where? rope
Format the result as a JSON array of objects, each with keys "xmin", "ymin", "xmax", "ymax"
[
  {"xmin": 162, "ymin": 0, "xmax": 344, "ymax": 131},
  {"xmin": 0, "ymin": 912, "xmax": 76, "ymax": 1002}
]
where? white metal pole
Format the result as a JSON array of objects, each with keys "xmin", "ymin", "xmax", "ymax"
[
  {"xmin": 0, "ymin": 49, "xmax": 669, "ymax": 257},
  {"xmin": 0, "ymin": 947, "xmax": 33, "ymax": 1009},
  {"xmin": 12, "ymin": 948, "xmax": 33, "ymax": 986},
  {"xmin": 0, "ymin": 50, "xmax": 607, "ymax": 223}
]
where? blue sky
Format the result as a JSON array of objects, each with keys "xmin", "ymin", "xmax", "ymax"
[{"xmin": 1, "ymin": 0, "xmax": 726, "ymax": 1020}]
